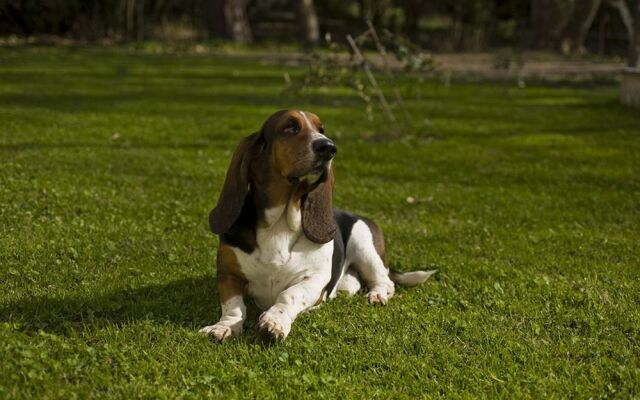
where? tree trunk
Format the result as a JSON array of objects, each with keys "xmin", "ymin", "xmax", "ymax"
[
  {"xmin": 573, "ymin": 0, "xmax": 603, "ymax": 53},
  {"xmin": 531, "ymin": 0, "xmax": 576, "ymax": 49},
  {"xmin": 126, "ymin": 0, "xmax": 135, "ymax": 40},
  {"xmin": 633, "ymin": 0, "xmax": 640, "ymax": 67},
  {"xmin": 452, "ymin": 2, "xmax": 463, "ymax": 50},
  {"xmin": 136, "ymin": 0, "xmax": 144, "ymax": 42},
  {"xmin": 224, "ymin": 0, "xmax": 252, "ymax": 43},
  {"xmin": 295, "ymin": 0, "xmax": 320, "ymax": 47},
  {"xmin": 150, "ymin": 0, "xmax": 169, "ymax": 39},
  {"xmin": 598, "ymin": 12, "xmax": 610, "ymax": 55},
  {"xmin": 607, "ymin": 0, "xmax": 635, "ymax": 66},
  {"xmin": 205, "ymin": 0, "xmax": 228, "ymax": 39}
]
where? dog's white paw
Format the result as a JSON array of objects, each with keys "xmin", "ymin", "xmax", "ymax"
[
  {"xmin": 257, "ymin": 309, "xmax": 292, "ymax": 341},
  {"xmin": 368, "ymin": 283, "xmax": 395, "ymax": 305},
  {"xmin": 200, "ymin": 324, "xmax": 234, "ymax": 343}
]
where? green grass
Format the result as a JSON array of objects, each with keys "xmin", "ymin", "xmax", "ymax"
[{"xmin": 1, "ymin": 46, "xmax": 639, "ymax": 398}]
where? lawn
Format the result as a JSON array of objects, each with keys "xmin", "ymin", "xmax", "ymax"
[{"xmin": 0, "ymin": 46, "xmax": 639, "ymax": 398}]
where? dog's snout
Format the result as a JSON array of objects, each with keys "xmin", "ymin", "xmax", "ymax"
[{"xmin": 312, "ymin": 139, "xmax": 337, "ymax": 160}]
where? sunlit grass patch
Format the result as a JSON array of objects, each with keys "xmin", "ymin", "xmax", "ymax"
[{"xmin": 0, "ymin": 47, "xmax": 639, "ymax": 398}]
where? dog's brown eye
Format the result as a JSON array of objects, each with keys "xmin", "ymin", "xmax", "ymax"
[
  {"xmin": 283, "ymin": 121, "xmax": 300, "ymax": 135},
  {"xmin": 319, "ymin": 126, "xmax": 325, "ymax": 134}
]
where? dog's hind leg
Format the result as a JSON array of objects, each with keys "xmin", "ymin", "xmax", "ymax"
[
  {"xmin": 346, "ymin": 219, "xmax": 395, "ymax": 305},
  {"xmin": 336, "ymin": 268, "xmax": 362, "ymax": 295}
]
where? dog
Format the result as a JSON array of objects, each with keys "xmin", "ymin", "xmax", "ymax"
[{"xmin": 200, "ymin": 110, "xmax": 436, "ymax": 342}]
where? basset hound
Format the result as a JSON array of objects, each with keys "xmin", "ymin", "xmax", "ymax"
[{"xmin": 200, "ymin": 110, "xmax": 436, "ymax": 342}]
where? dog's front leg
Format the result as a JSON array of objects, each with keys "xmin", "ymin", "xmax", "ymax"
[
  {"xmin": 200, "ymin": 273, "xmax": 246, "ymax": 342},
  {"xmin": 257, "ymin": 277, "xmax": 326, "ymax": 341},
  {"xmin": 200, "ymin": 247, "xmax": 247, "ymax": 343}
]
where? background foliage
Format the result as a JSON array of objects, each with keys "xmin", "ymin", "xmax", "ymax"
[{"xmin": 1, "ymin": 0, "xmax": 639, "ymax": 58}]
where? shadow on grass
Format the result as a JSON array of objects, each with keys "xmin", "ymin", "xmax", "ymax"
[
  {"xmin": 0, "ymin": 277, "xmax": 280, "ymax": 344},
  {"xmin": 0, "ymin": 277, "xmax": 239, "ymax": 333},
  {"xmin": 0, "ymin": 141, "xmax": 217, "ymax": 152},
  {"xmin": 0, "ymin": 87, "xmax": 365, "ymax": 115}
]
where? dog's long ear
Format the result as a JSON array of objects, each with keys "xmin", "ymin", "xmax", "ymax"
[
  {"xmin": 302, "ymin": 167, "xmax": 337, "ymax": 243},
  {"xmin": 209, "ymin": 132, "xmax": 261, "ymax": 234}
]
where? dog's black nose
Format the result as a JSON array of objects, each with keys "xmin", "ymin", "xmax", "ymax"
[{"xmin": 312, "ymin": 139, "xmax": 337, "ymax": 160}]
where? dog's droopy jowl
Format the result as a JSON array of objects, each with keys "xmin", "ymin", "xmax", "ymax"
[{"xmin": 200, "ymin": 110, "xmax": 436, "ymax": 342}]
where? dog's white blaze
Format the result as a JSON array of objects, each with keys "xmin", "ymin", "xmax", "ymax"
[
  {"xmin": 299, "ymin": 111, "xmax": 328, "ymax": 139},
  {"xmin": 299, "ymin": 110, "xmax": 314, "ymax": 131},
  {"xmin": 309, "ymin": 131, "xmax": 328, "ymax": 140}
]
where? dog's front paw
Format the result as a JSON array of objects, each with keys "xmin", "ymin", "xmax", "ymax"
[
  {"xmin": 257, "ymin": 309, "xmax": 292, "ymax": 341},
  {"xmin": 368, "ymin": 283, "xmax": 395, "ymax": 305},
  {"xmin": 200, "ymin": 324, "xmax": 234, "ymax": 343}
]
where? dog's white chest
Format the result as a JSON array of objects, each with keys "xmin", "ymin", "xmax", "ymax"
[
  {"xmin": 256, "ymin": 203, "xmax": 301, "ymax": 266},
  {"xmin": 230, "ymin": 205, "xmax": 333, "ymax": 310}
]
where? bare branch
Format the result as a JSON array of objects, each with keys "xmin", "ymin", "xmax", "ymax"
[
  {"xmin": 346, "ymin": 34, "xmax": 397, "ymax": 124},
  {"xmin": 366, "ymin": 20, "xmax": 410, "ymax": 125}
]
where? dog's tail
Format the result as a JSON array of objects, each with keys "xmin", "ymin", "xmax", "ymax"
[{"xmin": 389, "ymin": 269, "xmax": 438, "ymax": 287}]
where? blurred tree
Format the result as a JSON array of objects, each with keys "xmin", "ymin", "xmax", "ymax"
[
  {"xmin": 202, "ymin": 0, "xmax": 252, "ymax": 42},
  {"xmin": 136, "ymin": 0, "xmax": 145, "ymax": 41},
  {"xmin": 531, "ymin": 0, "xmax": 575, "ymax": 49},
  {"xmin": 358, "ymin": 0, "xmax": 394, "ymax": 31},
  {"xmin": 204, "ymin": 0, "xmax": 228, "ymax": 38},
  {"xmin": 294, "ymin": 0, "xmax": 319, "ymax": 46},
  {"xmin": 123, "ymin": 0, "xmax": 146, "ymax": 41},
  {"xmin": 399, "ymin": 0, "xmax": 425, "ymax": 37},
  {"xmin": 607, "ymin": 0, "xmax": 636, "ymax": 65},
  {"xmin": 2, "ymin": 0, "xmax": 34, "ymax": 36},
  {"xmin": 0, "ymin": 0, "xmax": 635, "ymax": 58},
  {"xmin": 530, "ymin": 0, "xmax": 638, "ymax": 58},
  {"xmin": 572, "ymin": 0, "xmax": 603, "ymax": 53},
  {"xmin": 225, "ymin": 0, "xmax": 252, "ymax": 43},
  {"xmin": 634, "ymin": 0, "xmax": 640, "ymax": 66}
]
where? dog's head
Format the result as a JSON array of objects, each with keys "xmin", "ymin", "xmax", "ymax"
[{"xmin": 209, "ymin": 110, "xmax": 337, "ymax": 243}]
